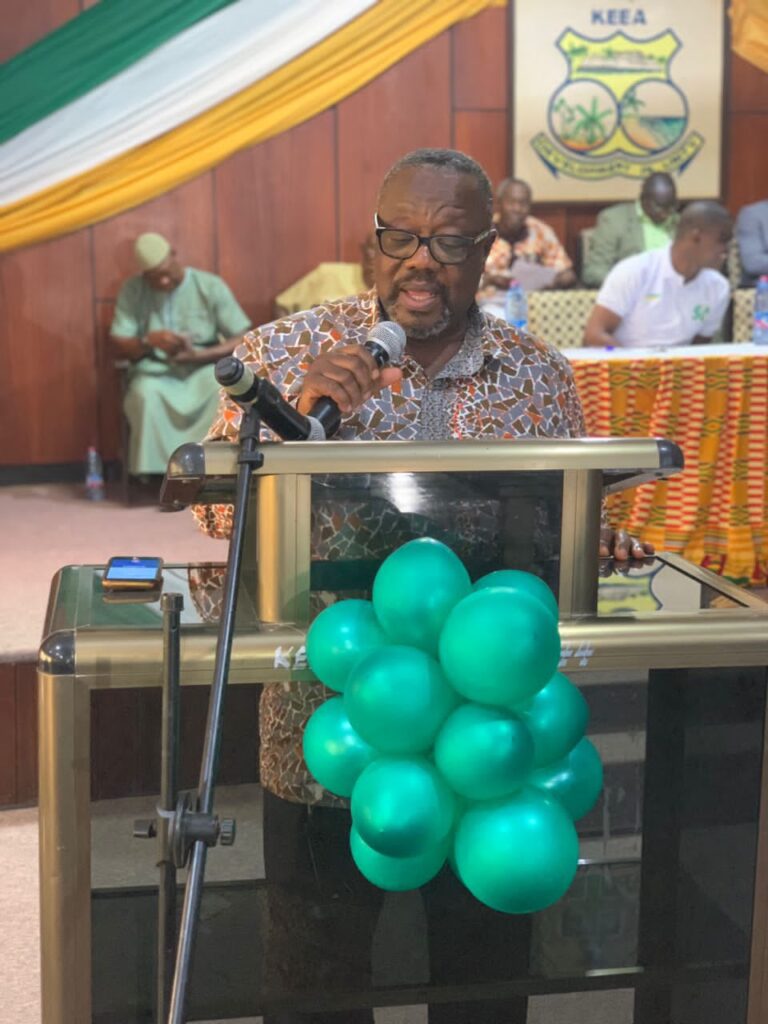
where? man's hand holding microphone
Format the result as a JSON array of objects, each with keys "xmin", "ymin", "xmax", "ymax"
[
  {"xmin": 215, "ymin": 321, "xmax": 406, "ymax": 441},
  {"xmin": 296, "ymin": 341, "xmax": 403, "ymax": 417}
]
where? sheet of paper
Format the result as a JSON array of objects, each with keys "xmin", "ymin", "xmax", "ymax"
[{"xmin": 508, "ymin": 258, "xmax": 558, "ymax": 292}]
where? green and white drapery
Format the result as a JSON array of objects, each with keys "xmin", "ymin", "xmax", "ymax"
[
  {"xmin": 0, "ymin": 0, "xmax": 506, "ymax": 252},
  {"xmin": 0, "ymin": 0, "xmax": 239, "ymax": 143}
]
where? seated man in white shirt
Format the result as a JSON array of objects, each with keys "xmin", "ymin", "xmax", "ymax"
[{"xmin": 584, "ymin": 201, "xmax": 732, "ymax": 349}]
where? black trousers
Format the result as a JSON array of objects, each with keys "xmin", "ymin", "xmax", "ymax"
[{"xmin": 261, "ymin": 791, "xmax": 529, "ymax": 1024}]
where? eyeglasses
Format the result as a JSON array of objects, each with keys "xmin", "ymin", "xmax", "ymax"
[{"xmin": 374, "ymin": 214, "xmax": 494, "ymax": 265}]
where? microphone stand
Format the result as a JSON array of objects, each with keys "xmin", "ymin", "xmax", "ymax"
[{"xmin": 150, "ymin": 401, "xmax": 264, "ymax": 1023}]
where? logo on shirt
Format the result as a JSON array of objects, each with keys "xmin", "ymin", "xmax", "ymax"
[
  {"xmin": 530, "ymin": 28, "xmax": 704, "ymax": 181},
  {"xmin": 692, "ymin": 304, "xmax": 710, "ymax": 322}
]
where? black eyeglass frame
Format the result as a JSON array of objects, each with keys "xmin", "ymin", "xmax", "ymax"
[{"xmin": 373, "ymin": 213, "xmax": 495, "ymax": 265}]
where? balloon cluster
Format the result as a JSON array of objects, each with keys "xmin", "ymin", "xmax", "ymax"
[{"xmin": 303, "ymin": 538, "xmax": 603, "ymax": 914}]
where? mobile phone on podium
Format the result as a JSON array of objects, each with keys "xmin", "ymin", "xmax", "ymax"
[{"xmin": 102, "ymin": 555, "xmax": 163, "ymax": 591}]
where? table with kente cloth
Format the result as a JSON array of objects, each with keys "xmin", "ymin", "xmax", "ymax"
[{"xmin": 564, "ymin": 343, "xmax": 768, "ymax": 584}]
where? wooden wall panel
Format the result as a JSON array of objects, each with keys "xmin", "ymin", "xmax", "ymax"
[
  {"xmin": 214, "ymin": 111, "xmax": 338, "ymax": 328},
  {"xmin": 337, "ymin": 34, "xmax": 452, "ymax": 263},
  {"xmin": 0, "ymin": 233, "xmax": 96, "ymax": 464},
  {"xmin": 0, "ymin": 661, "xmax": 38, "ymax": 808},
  {"xmin": 454, "ymin": 111, "xmax": 508, "ymax": 188},
  {"xmin": 726, "ymin": 113, "xmax": 768, "ymax": 211},
  {"xmin": 0, "ymin": 664, "xmax": 17, "ymax": 805},
  {"xmin": 0, "ymin": 0, "xmax": 79, "ymax": 61},
  {"xmin": 15, "ymin": 663, "xmax": 38, "ymax": 804},
  {"xmin": 452, "ymin": 6, "xmax": 508, "ymax": 111},
  {"xmin": 94, "ymin": 300, "xmax": 122, "ymax": 462},
  {"xmin": 729, "ymin": 52, "xmax": 768, "ymax": 113}
]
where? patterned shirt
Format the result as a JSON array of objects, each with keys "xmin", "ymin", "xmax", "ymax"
[
  {"xmin": 483, "ymin": 214, "xmax": 573, "ymax": 281},
  {"xmin": 193, "ymin": 288, "xmax": 586, "ymax": 803}
]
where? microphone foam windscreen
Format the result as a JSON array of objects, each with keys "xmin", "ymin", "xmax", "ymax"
[{"xmin": 369, "ymin": 321, "xmax": 407, "ymax": 364}]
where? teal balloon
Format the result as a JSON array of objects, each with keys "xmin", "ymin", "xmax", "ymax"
[
  {"xmin": 345, "ymin": 645, "xmax": 459, "ymax": 754},
  {"xmin": 517, "ymin": 672, "xmax": 589, "ymax": 768},
  {"xmin": 302, "ymin": 697, "xmax": 378, "ymax": 798},
  {"xmin": 351, "ymin": 756, "xmax": 456, "ymax": 858},
  {"xmin": 439, "ymin": 588, "xmax": 561, "ymax": 706},
  {"xmin": 350, "ymin": 826, "xmax": 448, "ymax": 891},
  {"xmin": 306, "ymin": 599, "xmax": 387, "ymax": 693},
  {"xmin": 372, "ymin": 538, "xmax": 471, "ymax": 655},
  {"xmin": 473, "ymin": 570, "xmax": 559, "ymax": 622},
  {"xmin": 454, "ymin": 787, "xmax": 579, "ymax": 914},
  {"xmin": 529, "ymin": 737, "xmax": 604, "ymax": 821},
  {"xmin": 434, "ymin": 703, "xmax": 534, "ymax": 800}
]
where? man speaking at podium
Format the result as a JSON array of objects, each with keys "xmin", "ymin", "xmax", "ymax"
[
  {"xmin": 195, "ymin": 148, "xmax": 650, "ymax": 1024},
  {"xmin": 197, "ymin": 148, "xmax": 645, "ymax": 559}
]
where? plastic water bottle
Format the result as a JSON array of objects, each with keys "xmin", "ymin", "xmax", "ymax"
[
  {"xmin": 753, "ymin": 276, "xmax": 768, "ymax": 345},
  {"xmin": 85, "ymin": 446, "xmax": 105, "ymax": 501},
  {"xmin": 504, "ymin": 280, "xmax": 528, "ymax": 332}
]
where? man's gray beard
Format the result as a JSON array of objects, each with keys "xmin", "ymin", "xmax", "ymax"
[{"xmin": 403, "ymin": 306, "xmax": 453, "ymax": 341}]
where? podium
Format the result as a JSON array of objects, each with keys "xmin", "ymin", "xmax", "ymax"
[{"xmin": 37, "ymin": 437, "xmax": 768, "ymax": 1024}]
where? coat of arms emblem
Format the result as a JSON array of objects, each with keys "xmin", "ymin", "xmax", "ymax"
[{"xmin": 530, "ymin": 29, "xmax": 704, "ymax": 181}]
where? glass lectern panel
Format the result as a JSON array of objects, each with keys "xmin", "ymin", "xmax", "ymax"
[{"xmin": 308, "ymin": 470, "xmax": 563, "ymax": 597}]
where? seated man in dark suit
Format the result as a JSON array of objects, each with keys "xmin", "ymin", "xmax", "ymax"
[
  {"xmin": 582, "ymin": 173, "xmax": 679, "ymax": 287},
  {"xmin": 735, "ymin": 199, "xmax": 768, "ymax": 286}
]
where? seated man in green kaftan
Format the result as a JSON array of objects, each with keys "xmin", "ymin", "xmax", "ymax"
[{"xmin": 110, "ymin": 232, "xmax": 252, "ymax": 476}]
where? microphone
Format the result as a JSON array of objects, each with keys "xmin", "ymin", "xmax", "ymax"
[
  {"xmin": 214, "ymin": 321, "xmax": 406, "ymax": 441},
  {"xmin": 215, "ymin": 358, "xmax": 325, "ymax": 440},
  {"xmin": 308, "ymin": 320, "xmax": 406, "ymax": 436}
]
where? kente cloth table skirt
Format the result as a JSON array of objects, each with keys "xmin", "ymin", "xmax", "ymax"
[{"xmin": 564, "ymin": 343, "xmax": 768, "ymax": 585}]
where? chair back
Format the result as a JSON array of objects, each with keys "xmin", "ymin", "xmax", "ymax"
[
  {"xmin": 528, "ymin": 289, "xmax": 598, "ymax": 348},
  {"xmin": 726, "ymin": 237, "xmax": 743, "ymax": 291},
  {"xmin": 732, "ymin": 288, "xmax": 755, "ymax": 342},
  {"xmin": 273, "ymin": 263, "xmax": 365, "ymax": 317},
  {"xmin": 577, "ymin": 227, "xmax": 595, "ymax": 282}
]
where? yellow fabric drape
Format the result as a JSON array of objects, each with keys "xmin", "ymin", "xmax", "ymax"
[
  {"xmin": 730, "ymin": 0, "xmax": 768, "ymax": 73},
  {"xmin": 0, "ymin": 0, "xmax": 506, "ymax": 252}
]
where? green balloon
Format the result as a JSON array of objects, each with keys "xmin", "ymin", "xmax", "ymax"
[
  {"xmin": 517, "ymin": 672, "xmax": 589, "ymax": 768},
  {"xmin": 302, "ymin": 697, "xmax": 378, "ymax": 798},
  {"xmin": 350, "ymin": 826, "xmax": 448, "ymax": 891},
  {"xmin": 306, "ymin": 599, "xmax": 387, "ymax": 693},
  {"xmin": 434, "ymin": 703, "xmax": 534, "ymax": 800},
  {"xmin": 438, "ymin": 588, "xmax": 561, "ymax": 706},
  {"xmin": 345, "ymin": 645, "xmax": 459, "ymax": 754},
  {"xmin": 473, "ymin": 569, "xmax": 559, "ymax": 622},
  {"xmin": 372, "ymin": 538, "xmax": 471, "ymax": 655},
  {"xmin": 529, "ymin": 737, "xmax": 604, "ymax": 821},
  {"xmin": 351, "ymin": 756, "xmax": 456, "ymax": 858},
  {"xmin": 454, "ymin": 788, "xmax": 579, "ymax": 914}
]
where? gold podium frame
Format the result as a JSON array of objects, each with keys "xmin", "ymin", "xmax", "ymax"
[{"xmin": 37, "ymin": 438, "xmax": 768, "ymax": 1024}]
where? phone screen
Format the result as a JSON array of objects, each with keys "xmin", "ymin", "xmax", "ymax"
[{"xmin": 104, "ymin": 557, "xmax": 162, "ymax": 582}]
